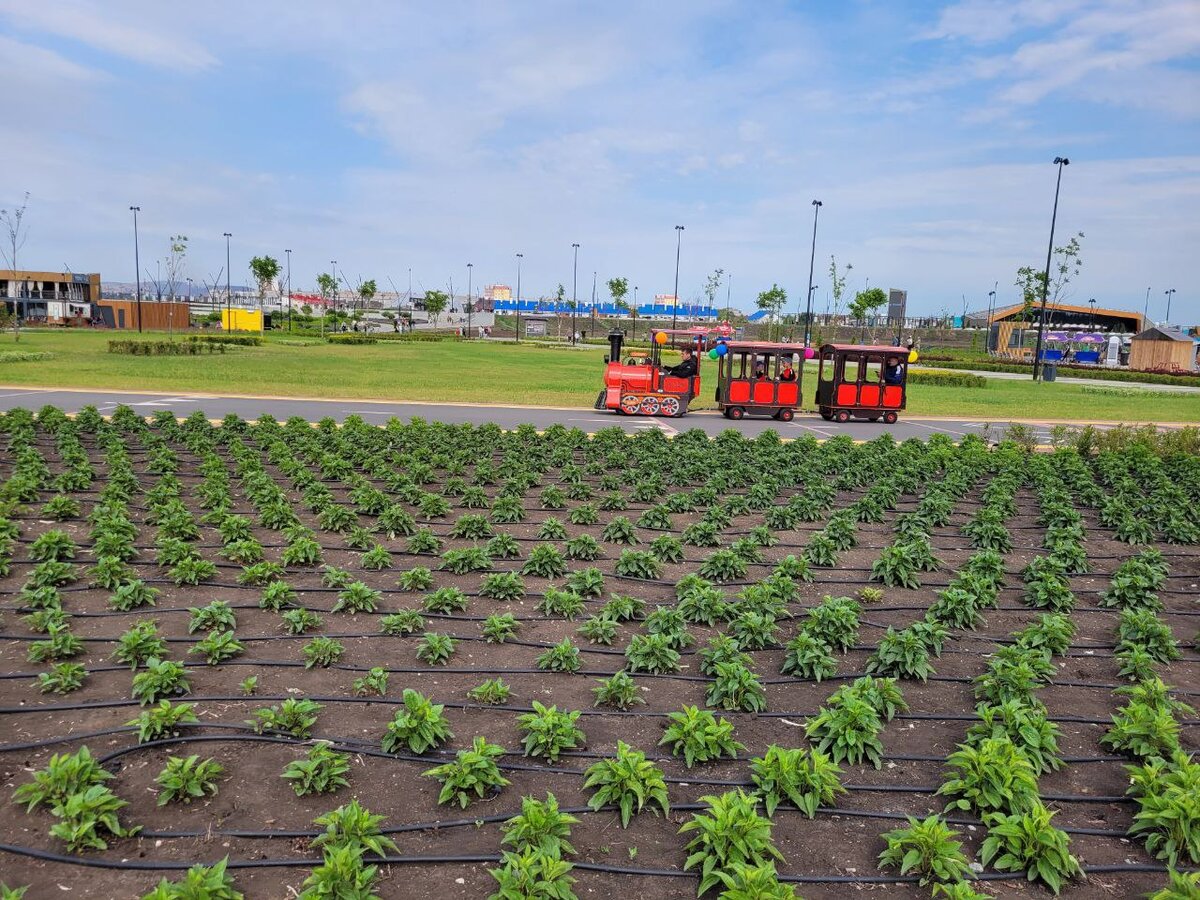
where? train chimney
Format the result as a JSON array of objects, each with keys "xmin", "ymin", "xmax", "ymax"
[{"xmin": 607, "ymin": 328, "xmax": 624, "ymax": 364}]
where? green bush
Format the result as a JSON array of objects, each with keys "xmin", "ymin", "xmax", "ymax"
[
  {"xmin": 107, "ymin": 340, "xmax": 232, "ymax": 356},
  {"xmin": 187, "ymin": 334, "xmax": 263, "ymax": 346},
  {"xmin": 907, "ymin": 370, "xmax": 987, "ymax": 388},
  {"xmin": 326, "ymin": 333, "xmax": 378, "ymax": 344}
]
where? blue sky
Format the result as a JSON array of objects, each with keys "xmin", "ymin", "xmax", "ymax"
[{"xmin": 1, "ymin": 0, "xmax": 1197, "ymax": 318}]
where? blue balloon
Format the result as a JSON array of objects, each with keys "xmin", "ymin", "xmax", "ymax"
[{"xmin": 716, "ymin": 343, "xmax": 729, "ymax": 356}]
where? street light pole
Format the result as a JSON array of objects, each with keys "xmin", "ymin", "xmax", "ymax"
[
  {"xmin": 330, "ymin": 261, "xmax": 337, "ymax": 317},
  {"xmin": 1032, "ymin": 157, "xmax": 1069, "ymax": 381},
  {"xmin": 671, "ymin": 226, "xmax": 684, "ymax": 331},
  {"xmin": 570, "ymin": 243, "xmax": 580, "ymax": 345},
  {"xmin": 130, "ymin": 207, "xmax": 143, "ymax": 333},
  {"xmin": 466, "ymin": 263, "xmax": 473, "ymax": 339},
  {"xmin": 725, "ymin": 274, "xmax": 732, "ymax": 323},
  {"xmin": 986, "ymin": 289, "xmax": 996, "ymax": 352},
  {"xmin": 515, "ymin": 253, "xmax": 523, "ymax": 343},
  {"xmin": 591, "ymin": 270, "xmax": 597, "ymax": 336},
  {"xmin": 803, "ymin": 200, "xmax": 822, "ymax": 347},
  {"xmin": 1088, "ymin": 298, "xmax": 1096, "ymax": 330},
  {"xmin": 284, "ymin": 249, "xmax": 292, "ymax": 332},
  {"xmin": 1165, "ymin": 288, "xmax": 1176, "ymax": 322},
  {"xmin": 1143, "ymin": 287, "xmax": 1151, "ymax": 325},
  {"xmin": 223, "ymin": 232, "xmax": 232, "ymax": 326}
]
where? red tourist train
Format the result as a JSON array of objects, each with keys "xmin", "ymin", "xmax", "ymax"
[{"xmin": 594, "ymin": 327, "xmax": 909, "ymax": 423}]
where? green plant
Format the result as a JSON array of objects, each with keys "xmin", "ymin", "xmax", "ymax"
[
  {"xmin": 155, "ymin": 755, "xmax": 224, "ymax": 805},
  {"xmin": 441, "ymin": 545, "xmax": 492, "ymax": 574},
  {"xmin": 423, "ymin": 585, "xmax": 470, "ymax": 613},
  {"xmin": 140, "ymin": 857, "xmax": 242, "ymax": 900},
  {"xmin": 127, "ymin": 700, "xmax": 198, "ymax": 743},
  {"xmin": 486, "ymin": 532, "xmax": 522, "ymax": 559},
  {"xmin": 878, "ymin": 814, "xmax": 973, "ymax": 887},
  {"xmin": 109, "ymin": 579, "xmax": 159, "ymax": 611},
  {"xmin": 1118, "ymin": 608, "xmax": 1180, "ymax": 663},
  {"xmin": 980, "ymin": 800, "xmax": 1083, "ymax": 894},
  {"xmin": 240, "ymin": 675, "xmax": 258, "ymax": 695},
  {"xmin": 1102, "ymin": 699, "xmax": 1182, "ymax": 760},
  {"xmin": 296, "ymin": 845, "xmax": 379, "ymax": 899},
  {"xmin": 12, "ymin": 746, "xmax": 112, "ymax": 812},
  {"xmin": 480, "ymin": 613, "xmax": 519, "ymax": 644},
  {"xmin": 381, "ymin": 688, "xmax": 453, "ymax": 754},
  {"xmin": 1013, "ymin": 613, "xmax": 1075, "ymax": 657},
  {"xmin": 48, "ymin": 784, "xmax": 139, "ymax": 851},
  {"xmin": 565, "ymin": 533, "xmax": 602, "ymax": 560},
  {"xmin": 380, "ymin": 610, "xmax": 424, "ymax": 635},
  {"xmin": 679, "ymin": 790, "xmax": 783, "ymax": 896},
  {"xmin": 488, "ymin": 848, "xmax": 577, "ymax": 900},
  {"xmin": 501, "ymin": 792, "xmax": 579, "ymax": 857},
  {"xmin": 30, "ymin": 529, "xmax": 77, "ymax": 562},
  {"xmin": 713, "ymin": 862, "xmax": 799, "ymax": 900},
  {"xmin": 416, "ymin": 631, "xmax": 456, "ymax": 665},
  {"xmin": 866, "ymin": 627, "xmax": 934, "ymax": 681},
  {"xmin": 625, "ymin": 632, "xmax": 681, "ymax": 674},
  {"xmin": 281, "ymin": 607, "xmax": 323, "ymax": 634},
  {"xmin": 281, "ymin": 743, "xmax": 353, "ymax": 798},
  {"xmin": 750, "ymin": 745, "xmax": 845, "ymax": 817},
  {"xmin": 478, "ymin": 572, "xmax": 525, "ymax": 603},
  {"xmin": 304, "ymin": 636, "xmax": 346, "ymax": 668},
  {"xmin": 352, "ymin": 666, "xmax": 389, "ymax": 697},
  {"xmin": 1127, "ymin": 751, "xmax": 1200, "ymax": 866},
  {"xmin": 781, "ymin": 632, "xmax": 837, "ymax": 681},
  {"xmin": 36, "ymin": 661, "xmax": 87, "ymax": 694},
  {"xmin": 583, "ymin": 740, "xmax": 669, "ymax": 827},
  {"xmin": 659, "ymin": 705, "xmax": 744, "ymax": 768},
  {"xmin": 191, "ymin": 629, "xmax": 244, "ymax": 666},
  {"xmin": 699, "ymin": 549, "xmax": 748, "ymax": 582},
  {"xmin": 187, "ymin": 600, "xmax": 236, "ymax": 633},
  {"xmin": 578, "ymin": 614, "xmax": 618, "ymax": 645},
  {"xmin": 538, "ymin": 587, "xmax": 586, "ymax": 620},
  {"xmin": 170, "ymin": 556, "xmax": 216, "ymax": 586},
  {"xmin": 1145, "ymin": 869, "xmax": 1200, "ymax": 900},
  {"xmin": 26, "ymin": 621, "xmax": 83, "ymax": 663},
  {"xmin": 870, "ymin": 543, "xmax": 921, "ymax": 589},
  {"xmin": 259, "ymin": 579, "xmax": 297, "ymax": 610},
  {"xmin": 423, "ymin": 736, "xmax": 511, "ymax": 808},
  {"xmin": 114, "ymin": 620, "xmax": 168, "ymax": 669},
  {"xmin": 602, "ymin": 593, "xmax": 645, "ymax": 622},
  {"xmin": 802, "ymin": 597, "xmax": 860, "ymax": 653},
  {"xmin": 937, "ymin": 737, "xmax": 1039, "ymax": 817},
  {"xmin": 518, "ymin": 702, "xmax": 585, "ymax": 761},
  {"xmin": 966, "ymin": 700, "xmax": 1063, "ymax": 775},
  {"xmin": 131, "ymin": 657, "xmax": 191, "ymax": 705},
  {"xmin": 469, "ymin": 677, "xmax": 512, "ymax": 705},
  {"xmin": 522, "ymin": 543, "xmax": 568, "ymax": 578},
  {"xmin": 333, "ymin": 581, "xmax": 381, "ymax": 614},
  {"xmin": 706, "ymin": 661, "xmax": 767, "ymax": 713},
  {"xmin": 249, "ymin": 698, "xmax": 321, "ymax": 738},
  {"xmin": 312, "ymin": 798, "xmax": 399, "ymax": 858},
  {"xmin": 805, "ymin": 695, "xmax": 884, "ymax": 768},
  {"xmin": 592, "ymin": 670, "xmax": 644, "ymax": 710},
  {"xmin": 537, "ymin": 637, "xmax": 582, "ymax": 673},
  {"xmin": 406, "ymin": 526, "xmax": 443, "ymax": 554}
]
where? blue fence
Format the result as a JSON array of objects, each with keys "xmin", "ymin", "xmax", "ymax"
[{"xmin": 491, "ymin": 300, "xmax": 721, "ymax": 319}]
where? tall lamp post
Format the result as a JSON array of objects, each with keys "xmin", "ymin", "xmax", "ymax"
[
  {"xmin": 1088, "ymin": 298, "xmax": 1096, "ymax": 330},
  {"xmin": 466, "ymin": 262, "xmax": 473, "ymax": 338},
  {"xmin": 130, "ymin": 206, "xmax": 143, "ymax": 333},
  {"xmin": 803, "ymin": 200, "xmax": 822, "ymax": 347},
  {"xmin": 590, "ymin": 270, "xmax": 597, "ymax": 336},
  {"xmin": 330, "ymin": 261, "xmax": 337, "ymax": 317},
  {"xmin": 570, "ymin": 243, "xmax": 579, "ymax": 345},
  {"xmin": 986, "ymin": 289, "xmax": 997, "ymax": 351},
  {"xmin": 284, "ymin": 249, "xmax": 292, "ymax": 332},
  {"xmin": 1031, "ymin": 156, "xmax": 1069, "ymax": 382},
  {"xmin": 1165, "ymin": 288, "xmax": 1176, "ymax": 323},
  {"xmin": 515, "ymin": 253, "xmax": 523, "ymax": 343},
  {"xmin": 1143, "ymin": 287, "xmax": 1151, "ymax": 324},
  {"xmin": 671, "ymin": 225, "xmax": 684, "ymax": 330},
  {"xmin": 222, "ymin": 232, "xmax": 232, "ymax": 325}
]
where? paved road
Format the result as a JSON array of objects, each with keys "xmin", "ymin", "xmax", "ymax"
[{"xmin": 0, "ymin": 385, "xmax": 1181, "ymax": 443}]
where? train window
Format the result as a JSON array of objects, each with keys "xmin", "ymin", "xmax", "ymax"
[
  {"xmin": 819, "ymin": 353, "xmax": 834, "ymax": 381},
  {"xmin": 864, "ymin": 360, "xmax": 882, "ymax": 382},
  {"xmin": 843, "ymin": 356, "xmax": 862, "ymax": 383}
]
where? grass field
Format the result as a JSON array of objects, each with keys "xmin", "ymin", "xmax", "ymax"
[{"xmin": 1, "ymin": 329, "xmax": 1198, "ymax": 422}]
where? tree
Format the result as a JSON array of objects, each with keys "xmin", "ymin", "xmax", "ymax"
[
  {"xmin": 423, "ymin": 289, "xmax": 449, "ymax": 327},
  {"xmin": 316, "ymin": 272, "xmax": 338, "ymax": 336},
  {"xmin": 357, "ymin": 278, "xmax": 377, "ymax": 312},
  {"xmin": 555, "ymin": 283, "xmax": 567, "ymax": 339},
  {"xmin": 249, "ymin": 256, "xmax": 281, "ymax": 330},
  {"xmin": 1015, "ymin": 231, "xmax": 1084, "ymax": 324},
  {"xmin": 756, "ymin": 284, "xmax": 787, "ymax": 341},
  {"xmin": 849, "ymin": 287, "xmax": 888, "ymax": 341},
  {"xmin": 1, "ymin": 191, "xmax": 31, "ymax": 341},
  {"xmin": 165, "ymin": 236, "xmax": 188, "ymax": 302},
  {"xmin": 828, "ymin": 256, "xmax": 852, "ymax": 324},
  {"xmin": 703, "ymin": 269, "xmax": 724, "ymax": 322},
  {"xmin": 607, "ymin": 277, "xmax": 628, "ymax": 317}
]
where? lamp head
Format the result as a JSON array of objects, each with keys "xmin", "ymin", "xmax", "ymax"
[
  {"xmin": 812, "ymin": 199, "xmax": 822, "ymax": 207},
  {"xmin": 1054, "ymin": 156, "xmax": 1069, "ymax": 165}
]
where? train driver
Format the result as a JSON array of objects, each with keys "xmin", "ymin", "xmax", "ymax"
[
  {"xmin": 883, "ymin": 356, "xmax": 906, "ymax": 385},
  {"xmin": 666, "ymin": 348, "xmax": 698, "ymax": 379}
]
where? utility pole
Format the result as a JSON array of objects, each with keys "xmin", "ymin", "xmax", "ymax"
[
  {"xmin": 515, "ymin": 253, "xmax": 523, "ymax": 343},
  {"xmin": 571, "ymin": 243, "xmax": 580, "ymax": 345},
  {"xmin": 671, "ymin": 226, "xmax": 684, "ymax": 331},
  {"xmin": 1032, "ymin": 157, "xmax": 1069, "ymax": 381},
  {"xmin": 803, "ymin": 200, "xmax": 822, "ymax": 347},
  {"xmin": 223, "ymin": 232, "xmax": 232, "ymax": 326},
  {"xmin": 284, "ymin": 249, "xmax": 292, "ymax": 332},
  {"xmin": 130, "ymin": 207, "xmax": 143, "ymax": 332},
  {"xmin": 466, "ymin": 262, "xmax": 473, "ymax": 339}
]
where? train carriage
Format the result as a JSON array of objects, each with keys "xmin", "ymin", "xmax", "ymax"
[
  {"xmin": 815, "ymin": 343, "xmax": 908, "ymax": 424},
  {"xmin": 713, "ymin": 340, "xmax": 806, "ymax": 421}
]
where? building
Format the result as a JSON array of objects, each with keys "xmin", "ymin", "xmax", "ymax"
[
  {"xmin": 2, "ymin": 269, "xmax": 101, "ymax": 323},
  {"xmin": 986, "ymin": 301, "xmax": 1143, "ymax": 333},
  {"xmin": 483, "ymin": 284, "xmax": 511, "ymax": 302},
  {"xmin": 1128, "ymin": 326, "xmax": 1197, "ymax": 372}
]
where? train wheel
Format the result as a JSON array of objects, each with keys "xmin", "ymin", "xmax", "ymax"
[
  {"xmin": 820, "ymin": 412, "xmax": 833, "ymax": 421},
  {"xmin": 639, "ymin": 396, "xmax": 661, "ymax": 416},
  {"xmin": 883, "ymin": 411, "xmax": 899, "ymax": 424},
  {"xmin": 834, "ymin": 409, "xmax": 851, "ymax": 423},
  {"xmin": 867, "ymin": 415, "xmax": 880, "ymax": 422},
  {"xmin": 729, "ymin": 407, "xmax": 746, "ymax": 421},
  {"xmin": 619, "ymin": 395, "xmax": 640, "ymax": 415},
  {"xmin": 659, "ymin": 396, "xmax": 681, "ymax": 417},
  {"xmin": 778, "ymin": 408, "xmax": 795, "ymax": 422}
]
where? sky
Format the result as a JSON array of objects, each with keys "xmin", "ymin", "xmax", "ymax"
[{"xmin": 1, "ymin": 0, "xmax": 1197, "ymax": 318}]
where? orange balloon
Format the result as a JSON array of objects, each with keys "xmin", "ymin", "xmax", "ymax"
[{"xmin": 654, "ymin": 332, "xmax": 668, "ymax": 345}]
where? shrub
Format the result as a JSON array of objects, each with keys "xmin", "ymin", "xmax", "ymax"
[
  {"xmin": 468, "ymin": 677, "xmax": 512, "ymax": 705},
  {"xmin": 488, "ymin": 849, "xmax": 576, "ymax": 900},
  {"xmin": 304, "ymin": 636, "xmax": 345, "ymax": 668},
  {"xmin": 282, "ymin": 742, "xmax": 351, "ymax": 796},
  {"xmin": 659, "ymin": 705, "xmax": 744, "ymax": 768},
  {"xmin": 706, "ymin": 661, "xmax": 767, "ymax": 713},
  {"xmin": 48, "ymin": 784, "xmax": 139, "ymax": 851},
  {"xmin": 155, "ymin": 755, "xmax": 224, "ymax": 805},
  {"xmin": 937, "ymin": 737, "xmax": 1039, "ymax": 817},
  {"xmin": 1127, "ymin": 750, "xmax": 1200, "ymax": 866},
  {"xmin": 781, "ymin": 632, "xmax": 838, "ymax": 681},
  {"xmin": 423, "ymin": 736, "xmax": 510, "ymax": 808},
  {"xmin": 679, "ymin": 790, "xmax": 783, "ymax": 897},
  {"xmin": 380, "ymin": 610, "xmax": 424, "ymax": 635},
  {"xmin": 416, "ymin": 631, "xmax": 456, "ymax": 665},
  {"xmin": 131, "ymin": 658, "xmax": 191, "ymax": 705},
  {"xmin": 12, "ymin": 746, "xmax": 112, "ymax": 812},
  {"xmin": 980, "ymin": 801, "xmax": 1083, "ymax": 895},
  {"xmin": 537, "ymin": 637, "xmax": 582, "ymax": 673},
  {"xmin": 583, "ymin": 741, "xmax": 669, "ymax": 827},
  {"xmin": 518, "ymin": 702, "xmax": 585, "ymax": 761},
  {"xmin": 127, "ymin": 700, "xmax": 198, "ymax": 743},
  {"xmin": 248, "ymin": 698, "xmax": 321, "ymax": 738},
  {"xmin": 878, "ymin": 814, "xmax": 973, "ymax": 887},
  {"xmin": 501, "ymin": 792, "xmax": 579, "ymax": 857},
  {"xmin": 750, "ymin": 745, "xmax": 845, "ymax": 817}
]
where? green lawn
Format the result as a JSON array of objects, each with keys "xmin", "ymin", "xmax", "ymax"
[{"xmin": 1, "ymin": 329, "xmax": 1197, "ymax": 422}]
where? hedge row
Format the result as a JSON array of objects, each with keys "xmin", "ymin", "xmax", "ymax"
[
  {"xmin": 0, "ymin": 351, "xmax": 52, "ymax": 363},
  {"xmin": 906, "ymin": 370, "xmax": 986, "ymax": 388},
  {"xmin": 188, "ymin": 334, "xmax": 263, "ymax": 346},
  {"xmin": 326, "ymin": 333, "xmax": 378, "ymax": 345},
  {"xmin": 108, "ymin": 340, "xmax": 231, "ymax": 356},
  {"xmin": 919, "ymin": 358, "xmax": 1200, "ymax": 387}
]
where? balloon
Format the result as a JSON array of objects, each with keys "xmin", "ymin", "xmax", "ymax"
[
  {"xmin": 804, "ymin": 347, "xmax": 816, "ymax": 360},
  {"xmin": 908, "ymin": 350, "xmax": 919, "ymax": 363},
  {"xmin": 654, "ymin": 332, "xmax": 668, "ymax": 345},
  {"xmin": 708, "ymin": 348, "xmax": 720, "ymax": 360},
  {"xmin": 716, "ymin": 344, "xmax": 729, "ymax": 356}
]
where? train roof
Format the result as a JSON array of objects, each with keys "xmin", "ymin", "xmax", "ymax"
[
  {"xmin": 716, "ymin": 341, "xmax": 808, "ymax": 352},
  {"xmin": 820, "ymin": 343, "xmax": 910, "ymax": 355}
]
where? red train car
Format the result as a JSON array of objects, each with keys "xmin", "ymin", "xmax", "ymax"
[
  {"xmin": 714, "ymin": 341, "xmax": 806, "ymax": 421},
  {"xmin": 814, "ymin": 343, "xmax": 907, "ymax": 423},
  {"xmin": 593, "ymin": 328, "xmax": 716, "ymax": 417}
]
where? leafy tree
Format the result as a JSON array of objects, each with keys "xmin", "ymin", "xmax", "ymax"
[
  {"xmin": 756, "ymin": 284, "xmax": 787, "ymax": 341},
  {"xmin": 704, "ymin": 269, "xmax": 724, "ymax": 315},
  {"xmin": 357, "ymin": 278, "xmax": 377, "ymax": 312},
  {"xmin": 1, "ymin": 191, "xmax": 30, "ymax": 341},
  {"xmin": 423, "ymin": 289, "xmax": 449, "ymax": 327},
  {"xmin": 607, "ymin": 277, "xmax": 629, "ymax": 323},
  {"xmin": 1015, "ymin": 231, "xmax": 1084, "ymax": 321},
  {"xmin": 849, "ymin": 287, "xmax": 888, "ymax": 339},
  {"xmin": 828, "ymin": 255, "xmax": 852, "ymax": 322},
  {"xmin": 249, "ymin": 256, "xmax": 281, "ymax": 325}
]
